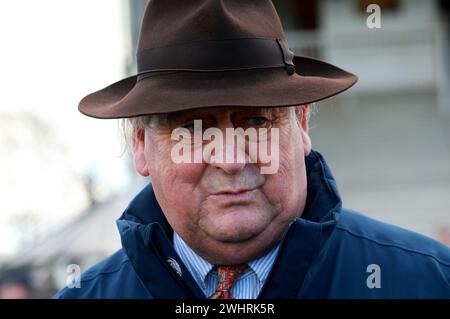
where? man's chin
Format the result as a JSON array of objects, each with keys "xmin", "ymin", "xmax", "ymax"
[
  {"xmin": 198, "ymin": 206, "xmax": 275, "ymax": 242},
  {"xmin": 196, "ymin": 225, "xmax": 282, "ymax": 265},
  {"xmin": 205, "ymin": 223, "xmax": 267, "ymax": 243}
]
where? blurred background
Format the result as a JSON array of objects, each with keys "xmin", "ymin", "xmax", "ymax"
[{"xmin": 0, "ymin": 0, "xmax": 449, "ymax": 298}]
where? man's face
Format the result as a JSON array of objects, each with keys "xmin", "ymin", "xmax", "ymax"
[{"xmin": 132, "ymin": 106, "xmax": 312, "ymax": 265}]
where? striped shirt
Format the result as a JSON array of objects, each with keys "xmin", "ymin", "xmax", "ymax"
[{"xmin": 173, "ymin": 232, "xmax": 281, "ymax": 299}]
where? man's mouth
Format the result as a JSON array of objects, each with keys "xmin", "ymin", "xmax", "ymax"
[
  {"xmin": 209, "ymin": 188, "xmax": 257, "ymax": 203},
  {"xmin": 213, "ymin": 188, "xmax": 253, "ymax": 195}
]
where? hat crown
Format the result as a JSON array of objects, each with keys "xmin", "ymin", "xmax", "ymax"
[
  {"xmin": 78, "ymin": 0, "xmax": 357, "ymax": 119},
  {"xmin": 137, "ymin": 0, "xmax": 286, "ymax": 52}
]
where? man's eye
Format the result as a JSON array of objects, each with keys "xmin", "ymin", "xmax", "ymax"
[
  {"xmin": 182, "ymin": 123, "xmax": 195, "ymax": 131},
  {"xmin": 245, "ymin": 117, "xmax": 269, "ymax": 127}
]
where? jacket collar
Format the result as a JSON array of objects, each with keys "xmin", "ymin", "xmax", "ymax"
[{"xmin": 117, "ymin": 150, "xmax": 342, "ymax": 298}]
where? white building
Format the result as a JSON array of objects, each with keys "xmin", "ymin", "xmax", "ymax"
[{"xmin": 279, "ymin": 0, "xmax": 450, "ymax": 240}]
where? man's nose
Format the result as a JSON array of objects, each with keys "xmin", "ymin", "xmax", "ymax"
[
  {"xmin": 208, "ymin": 129, "xmax": 247, "ymax": 175},
  {"xmin": 210, "ymin": 160, "xmax": 246, "ymax": 175}
]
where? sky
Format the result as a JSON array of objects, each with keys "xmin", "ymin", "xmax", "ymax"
[{"xmin": 0, "ymin": 0, "xmax": 133, "ymax": 257}]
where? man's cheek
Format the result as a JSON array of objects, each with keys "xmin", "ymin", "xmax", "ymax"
[
  {"xmin": 263, "ymin": 161, "xmax": 299, "ymax": 198},
  {"xmin": 168, "ymin": 162, "xmax": 206, "ymax": 184},
  {"xmin": 272, "ymin": 152, "xmax": 294, "ymax": 180}
]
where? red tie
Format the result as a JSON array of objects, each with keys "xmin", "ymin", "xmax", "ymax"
[{"xmin": 209, "ymin": 264, "xmax": 248, "ymax": 299}]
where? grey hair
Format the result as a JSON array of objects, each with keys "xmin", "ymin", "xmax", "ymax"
[
  {"xmin": 307, "ymin": 102, "xmax": 318, "ymax": 122},
  {"xmin": 118, "ymin": 115, "xmax": 152, "ymax": 156}
]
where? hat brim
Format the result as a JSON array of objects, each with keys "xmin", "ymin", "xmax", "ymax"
[{"xmin": 79, "ymin": 56, "xmax": 357, "ymax": 119}]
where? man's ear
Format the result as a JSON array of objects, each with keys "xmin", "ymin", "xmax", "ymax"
[
  {"xmin": 132, "ymin": 128, "xmax": 150, "ymax": 177},
  {"xmin": 296, "ymin": 105, "xmax": 312, "ymax": 156}
]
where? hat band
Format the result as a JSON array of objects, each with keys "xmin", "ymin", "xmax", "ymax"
[{"xmin": 137, "ymin": 38, "xmax": 295, "ymax": 79}]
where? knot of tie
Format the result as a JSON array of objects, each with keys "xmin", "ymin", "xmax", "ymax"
[{"xmin": 209, "ymin": 264, "xmax": 248, "ymax": 299}]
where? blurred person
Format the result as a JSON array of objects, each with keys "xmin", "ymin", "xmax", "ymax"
[
  {"xmin": 0, "ymin": 281, "xmax": 30, "ymax": 299},
  {"xmin": 55, "ymin": 0, "xmax": 450, "ymax": 299}
]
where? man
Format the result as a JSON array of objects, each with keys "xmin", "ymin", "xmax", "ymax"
[{"xmin": 55, "ymin": 0, "xmax": 450, "ymax": 298}]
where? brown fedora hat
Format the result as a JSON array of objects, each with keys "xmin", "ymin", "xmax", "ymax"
[{"xmin": 79, "ymin": 0, "xmax": 358, "ymax": 119}]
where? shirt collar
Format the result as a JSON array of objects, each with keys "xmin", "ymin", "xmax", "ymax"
[
  {"xmin": 173, "ymin": 232, "xmax": 213, "ymax": 285},
  {"xmin": 247, "ymin": 244, "xmax": 281, "ymax": 284},
  {"xmin": 173, "ymin": 232, "xmax": 281, "ymax": 286}
]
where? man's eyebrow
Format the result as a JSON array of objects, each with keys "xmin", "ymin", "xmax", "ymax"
[
  {"xmin": 236, "ymin": 108, "xmax": 288, "ymax": 119},
  {"xmin": 166, "ymin": 107, "xmax": 286, "ymax": 123},
  {"xmin": 166, "ymin": 110, "xmax": 213, "ymax": 122}
]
